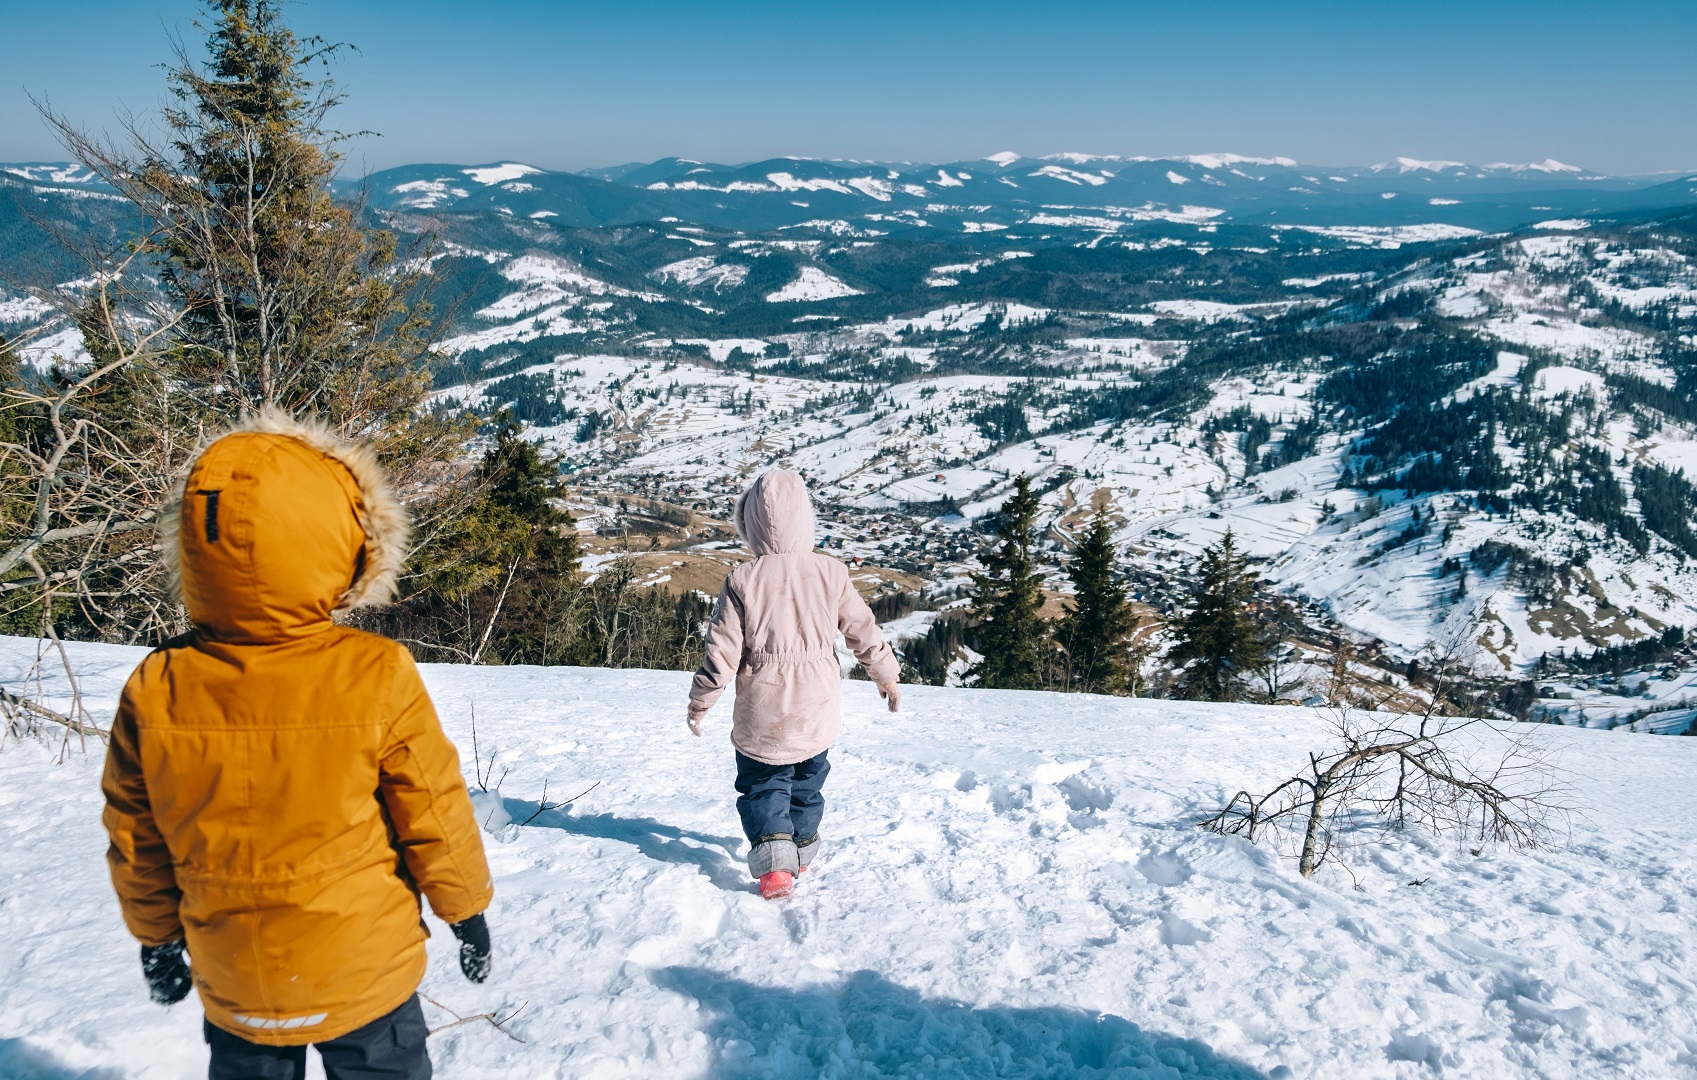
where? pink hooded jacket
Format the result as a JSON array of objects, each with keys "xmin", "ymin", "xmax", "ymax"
[{"xmin": 689, "ymin": 470, "xmax": 900, "ymax": 765}]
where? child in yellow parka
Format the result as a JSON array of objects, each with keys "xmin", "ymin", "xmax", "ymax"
[{"xmin": 102, "ymin": 412, "xmax": 493, "ymax": 1080}]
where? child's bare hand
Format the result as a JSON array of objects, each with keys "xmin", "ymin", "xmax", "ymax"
[
  {"xmin": 878, "ymin": 682, "xmax": 901, "ymax": 713},
  {"xmin": 686, "ymin": 709, "xmax": 705, "ymax": 736}
]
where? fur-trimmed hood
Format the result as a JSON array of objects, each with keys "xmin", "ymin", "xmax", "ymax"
[{"xmin": 163, "ymin": 410, "xmax": 409, "ymax": 643}]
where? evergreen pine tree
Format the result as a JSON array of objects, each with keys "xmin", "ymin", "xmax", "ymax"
[
  {"xmin": 1059, "ymin": 508, "xmax": 1138, "ymax": 695},
  {"xmin": 384, "ymin": 415, "xmax": 583, "ymax": 665},
  {"xmin": 967, "ymin": 475, "xmax": 1051, "ymax": 690},
  {"xmin": 39, "ymin": 0, "xmax": 439, "ymax": 438},
  {"xmin": 20, "ymin": 0, "xmax": 459, "ymax": 643},
  {"xmin": 1166, "ymin": 529, "xmax": 1269, "ymax": 702},
  {"xmin": 479, "ymin": 417, "xmax": 589, "ymax": 666},
  {"xmin": 137, "ymin": 0, "xmax": 435, "ymax": 431}
]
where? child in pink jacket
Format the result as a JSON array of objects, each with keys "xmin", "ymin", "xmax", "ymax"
[{"xmin": 688, "ymin": 469, "xmax": 901, "ymax": 899}]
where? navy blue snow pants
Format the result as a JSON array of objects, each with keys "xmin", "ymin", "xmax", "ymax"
[{"xmin": 734, "ymin": 749, "xmax": 830, "ymax": 843}]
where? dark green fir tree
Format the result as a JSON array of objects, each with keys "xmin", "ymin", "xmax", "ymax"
[
  {"xmin": 1059, "ymin": 508, "xmax": 1139, "ymax": 695},
  {"xmin": 383, "ymin": 414, "xmax": 582, "ymax": 665},
  {"xmin": 1166, "ymin": 529, "xmax": 1268, "ymax": 702},
  {"xmin": 967, "ymin": 475, "xmax": 1051, "ymax": 690}
]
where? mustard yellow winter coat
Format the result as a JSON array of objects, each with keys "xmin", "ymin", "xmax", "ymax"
[{"xmin": 100, "ymin": 412, "xmax": 492, "ymax": 1046}]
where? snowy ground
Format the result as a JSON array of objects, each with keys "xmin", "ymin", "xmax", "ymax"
[{"xmin": 3, "ymin": 637, "xmax": 1696, "ymax": 1079}]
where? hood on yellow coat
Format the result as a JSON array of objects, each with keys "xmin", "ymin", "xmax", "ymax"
[{"xmin": 162, "ymin": 411, "xmax": 409, "ymax": 644}]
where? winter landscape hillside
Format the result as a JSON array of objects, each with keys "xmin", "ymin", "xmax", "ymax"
[
  {"xmin": 5, "ymin": 2, "xmax": 1697, "ymax": 1078},
  {"xmin": 7, "ymin": 155, "xmax": 1697, "ymax": 726},
  {"xmin": 2, "ymin": 635, "xmax": 1695, "ymax": 1080}
]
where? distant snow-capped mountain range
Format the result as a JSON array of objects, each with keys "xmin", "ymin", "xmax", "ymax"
[
  {"xmin": 340, "ymin": 152, "xmax": 1694, "ymax": 234},
  {"xmin": 6, "ymin": 150, "xmax": 1697, "ymax": 721},
  {"xmin": 14, "ymin": 151, "xmax": 1691, "ymax": 237}
]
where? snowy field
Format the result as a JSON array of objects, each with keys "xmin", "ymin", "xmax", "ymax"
[{"xmin": 2, "ymin": 636, "xmax": 1696, "ymax": 1079}]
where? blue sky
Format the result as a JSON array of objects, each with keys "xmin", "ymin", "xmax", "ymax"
[{"xmin": 5, "ymin": 0, "xmax": 1694, "ymax": 175}]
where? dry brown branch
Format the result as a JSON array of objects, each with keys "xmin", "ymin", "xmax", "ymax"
[
  {"xmin": 469, "ymin": 559, "xmax": 520, "ymax": 665},
  {"xmin": 1202, "ymin": 703, "xmax": 1567, "ymax": 878},
  {"xmin": 0, "ymin": 230, "xmax": 191, "ymax": 630},
  {"xmin": 0, "ymin": 687, "xmax": 107, "ymax": 744},
  {"xmin": 418, "ymin": 993, "xmax": 527, "ymax": 1044}
]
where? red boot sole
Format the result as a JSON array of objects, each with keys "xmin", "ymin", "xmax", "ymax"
[{"xmin": 759, "ymin": 871, "xmax": 794, "ymax": 899}]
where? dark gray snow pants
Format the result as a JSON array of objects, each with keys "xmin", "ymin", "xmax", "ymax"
[{"xmin": 205, "ymin": 994, "xmax": 431, "ymax": 1080}]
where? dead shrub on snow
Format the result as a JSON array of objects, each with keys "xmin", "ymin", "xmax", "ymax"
[{"xmin": 1201, "ymin": 704, "xmax": 1567, "ymax": 879}]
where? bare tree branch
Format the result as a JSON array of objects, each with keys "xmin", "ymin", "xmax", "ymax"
[{"xmin": 1202, "ymin": 703, "xmax": 1568, "ymax": 878}]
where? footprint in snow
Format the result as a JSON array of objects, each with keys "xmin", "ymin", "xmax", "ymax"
[
  {"xmin": 1158, "ymin": 910, "xmax": 1211, "ymax": 946},
  {"xmin": 1136, "ymin": 850, "xmax": 1194, "ymax": 888}
]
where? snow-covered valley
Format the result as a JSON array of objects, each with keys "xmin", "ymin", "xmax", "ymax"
[
  {"xmin": 7, "ymin": 157, "xmax": 1697, "ymax": 724},
  {"xmin": 407, "ymin": 218, "xmax": 1697, "ymax": 723},
  {"xmin": 2, "ymin": 637, "xmax": 1695, "ymax": 1079}
]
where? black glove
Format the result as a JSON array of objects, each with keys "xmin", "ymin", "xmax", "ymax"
[
  {"xmin": 449, "ymin": 914, "xmax": 491, "ymax": 983},
  {"xmin": 140, "ymin": 941, "xmax": 192, "ymax": 1005}
]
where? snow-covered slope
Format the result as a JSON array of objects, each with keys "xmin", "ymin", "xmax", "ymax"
[{"xmin": 2, "ymin": 637, "xmax": 1694, "ymax": 1079}]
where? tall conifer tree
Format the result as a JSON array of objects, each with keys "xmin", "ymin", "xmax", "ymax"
[
  {"xmin": 149, "ymin": 0, "xmax": 432, "ymax": 429},
  {"xmin": 1059, "ymin": 508, "xmax": 1138, "ymax": 694},
  {"xmin": 23, "ymin": 0, "xmax": 463, "ymax": 642},
  {"xmin": 1166, "ymin": 529, "xmax": 1268, "ymax": 702},
  {"xmin": 379, "ymin": 415, "xmax": 584, "ymax": 665},
  {"xmin": 967, "ymin": 475, "xmax": 1051, "ymax": 690},
  {"xmin": 51, "ymin": 0, "xmax": 438, "ymax": 442}
]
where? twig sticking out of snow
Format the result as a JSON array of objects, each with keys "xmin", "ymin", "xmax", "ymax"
[
  {"xmin": 419, "ymin": 992, "xmax": 527, "ymax": 1044},
  {"xmin": 0, "ymin": 686, "xmax": 108, "ymax": 745},
  {"xmin": 469, "ymin": 705, "xmax": 509, "ymax": 793},
  {"xmin": 517, "ymin": 779, "xmax": 601, "ymax": 826},
  {"xmin": 0, "ymin": 629, "xmax": 108, "ymax": 756},
  {"xmin": 467, "ymin": 701, "xmax": 600, "ymax": 832}
]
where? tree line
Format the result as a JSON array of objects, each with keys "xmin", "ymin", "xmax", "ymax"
[{"xmin": 961, "ymin": 475, "xmax": 1275, "ymax": 702}]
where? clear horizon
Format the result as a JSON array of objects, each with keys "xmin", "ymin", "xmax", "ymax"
[{"xmin": 5, "ymin": 0, "xmax": 1694, "ymax": 177}]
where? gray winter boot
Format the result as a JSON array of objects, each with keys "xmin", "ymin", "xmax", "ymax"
[
  {"xmin": 796, "ymin": 833, "xmax": 820, "ymax": 874},
  {"xmin": 748, "ymin": 834, "xmax": 800, "ymax": 879}
]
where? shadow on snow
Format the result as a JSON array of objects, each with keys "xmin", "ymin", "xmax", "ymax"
[
  {"xmin": 507, "ymin": 798, "xmax": 751, "ymax": 893},
  {"xmin": 0, "ymin": 1038, "xmax": 124, "ymax": 1080},
  {"xmin": 652, "ymin": 967, "xmax": 1271, "ymax": 1080}
]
